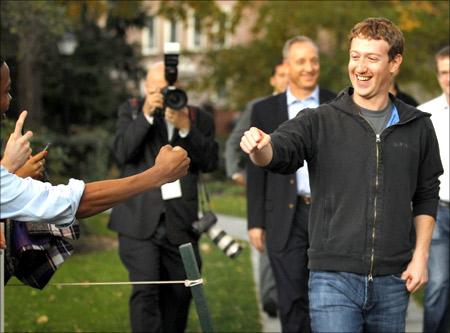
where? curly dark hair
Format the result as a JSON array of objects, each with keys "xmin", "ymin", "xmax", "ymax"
[{"xmin": 349, "ymin": 17, "xmax": 404, "ymax": 61}]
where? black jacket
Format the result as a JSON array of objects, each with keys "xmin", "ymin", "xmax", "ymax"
[
  {"xmin": 266, "ymin": 87, "xmax": 443, "ymax": 275},
  {"xmin": 108, "ymin": 98, "xmax": 219, "ymax": 244},
  {"xmin": 247, "ymin": 89, "xmax": 336, "ymax": 252}
]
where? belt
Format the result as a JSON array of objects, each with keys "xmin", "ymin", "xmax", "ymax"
[
  {"xmin": 439, "ymin": 201, "xmax": 450, "ymax": 208},
  {"xmin": 297, "ymin": 195, "xmax": 312, "ymax": 205}
]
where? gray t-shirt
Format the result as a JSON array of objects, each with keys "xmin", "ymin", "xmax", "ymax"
[{"xmin": 360, "ymin": 101, "xmax": 393, "ymax": 134}]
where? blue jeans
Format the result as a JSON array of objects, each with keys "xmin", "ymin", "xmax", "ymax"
[
  {"xmin": 309, "ymin": 271, "xmax": 409, "ymax": 333},
  {"xmin": 424, "ymin": 204, "xmax": 450, "ymax": 333}
]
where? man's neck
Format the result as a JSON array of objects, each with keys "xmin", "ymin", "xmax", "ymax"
[
  {"xmin": 289, "ymin": 84, "xmax": 316, "ymax": 100},
  {"xmin": 352, "ymin": 93, "xmax": 390, "ymax": 111}
]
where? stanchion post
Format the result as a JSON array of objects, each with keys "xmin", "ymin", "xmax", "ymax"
[
  {"xmin": 179, "ymin": 243, "xmax": 214, "ymax": 333},
  {"xmin": 1, "ymin": 248, "xmax": 4, "ymax": 333}
]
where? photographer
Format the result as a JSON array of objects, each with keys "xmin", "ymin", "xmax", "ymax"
[{"xmin": 108, "ymin": 61, "xmax": 218, "ymax": 333}]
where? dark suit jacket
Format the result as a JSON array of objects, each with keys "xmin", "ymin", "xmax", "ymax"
[
  {"xmin": 108, "ymin": 98, "xmax": 219, "ymax": 245},
  {"xmin": 247, "ymin": 89, "xmax": 336, "ymax": 252}
]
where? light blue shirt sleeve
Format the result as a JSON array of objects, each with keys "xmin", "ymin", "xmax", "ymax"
[{"xmin": 0, "ymin": 166, "xmax": 85, "ymax": 226}]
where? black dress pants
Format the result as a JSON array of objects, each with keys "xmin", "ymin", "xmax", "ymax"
[
  {"xmin": 118, "ymin": 221, "xmax": 201, "ymax": 333},
  {"xmin": 268, "ymin": 201, "xmax": 311, "ymax": 333}
]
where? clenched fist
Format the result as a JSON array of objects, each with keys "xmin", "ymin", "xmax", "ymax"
[
  {"xmin": 240, "ymin": 127, "xmax": 273, "ymax": 167},
  {"xmin": 153, "ymin": 145, "xmax": 190, "ymax": 184}
]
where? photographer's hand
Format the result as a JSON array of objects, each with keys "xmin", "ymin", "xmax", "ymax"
[
  {"xmin": 165, "ymin": 107, "xmax": 190, "ymax": 131},
  {"xmin": 143, "ymin": 89, "xmax": 163, "ymax": 117}
]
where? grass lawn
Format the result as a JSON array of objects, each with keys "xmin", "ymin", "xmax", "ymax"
[
  {"xmin": 4, "ymin": 205, "xmax": 260, "ymax": 332},
  {"xmin": 208, "ymin": 180, "xmax": 247, "ymax": 218}
]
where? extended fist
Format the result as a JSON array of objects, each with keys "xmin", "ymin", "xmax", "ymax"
[
  {"xmin": 240, "ymin": 127, "xmax": 271, "ymax": 154},
  {"xmin": 154, "ymin": 145, "xmax": 190, "ymax": 184}
]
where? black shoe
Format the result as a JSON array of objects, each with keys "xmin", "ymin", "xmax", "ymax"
[{"xmin": 262, "ymin": 300, "xmax": 278, "ymax": 318}]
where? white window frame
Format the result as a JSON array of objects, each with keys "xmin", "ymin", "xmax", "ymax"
[
  {"xmin": 142, "ymin": 16, "xmax": 158, "ymax": 55},
  {"xmin": 164, "ymin": 18, "xmax": 179, "ymax": 44},
  {"xmin": 187, "ymin": 11, "xmax": 204, "ymax": 51}
]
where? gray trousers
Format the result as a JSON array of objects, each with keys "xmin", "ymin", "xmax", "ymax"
[{"xmin": 259, "ymin": 243, "xmax": 278, "ymax": 307}]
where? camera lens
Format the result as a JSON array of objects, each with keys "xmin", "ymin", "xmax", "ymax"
[
  {"xmin": 165, "ymin": 88, "xmax": 188, "ymax": 110},
  {"xmin": 207, "ymin": 225, "xmax": 242, "ymax": 259}
]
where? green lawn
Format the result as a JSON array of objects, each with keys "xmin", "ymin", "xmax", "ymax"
[
  {"xmin": 5, "ymin": 193, "xmax": 260, "ymax": 332},
  {"xmin": 208, "ymin": 180, "xmax": 247, "ymax": 218}
]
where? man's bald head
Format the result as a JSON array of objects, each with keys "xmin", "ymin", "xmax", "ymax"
[{"xmin": 145, "ymin": 62, "xmax": 167, "ymax": 94}]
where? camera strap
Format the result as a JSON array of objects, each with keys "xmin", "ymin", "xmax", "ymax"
[{"xmin": 198, "ymin": 174, "xmax": 212, "ymax": 215}]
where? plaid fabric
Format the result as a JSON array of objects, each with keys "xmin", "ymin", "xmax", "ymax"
[{"xmin": 5, "ymin": 220, "xmax": 80, "ymax": 289}]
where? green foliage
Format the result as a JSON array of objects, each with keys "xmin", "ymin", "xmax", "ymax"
[
  {"xmin": 173, "ymin": 0, "xmax": 449, "ymax": 110},
  {"xmin": 40, "ymin": 2, "xmax": 148, "ymax": 134},
  {"xmin": 0, "ymin": 1, "xmax": 68, "ymax": 60}
]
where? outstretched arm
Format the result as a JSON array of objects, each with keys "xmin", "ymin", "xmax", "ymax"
[
  {"xmin": 1, "ymin": 145, "xmax": 189, "ymax": 224},
  {"xmin": 76, "ymin": 145, "xmax": 189, "ymax": 218},
  {"xmin": 240, "ymin": 127, "xmax": 273, "ymax": 167}
]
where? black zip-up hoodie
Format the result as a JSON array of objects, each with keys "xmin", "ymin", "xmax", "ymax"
[{"xmin": 265, "ymin": 87, "xmax": 443, "ymax": 276}]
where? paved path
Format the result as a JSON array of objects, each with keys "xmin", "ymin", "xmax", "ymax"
[{"xmin": 217, "ymin": 214, "xmax": 423, "ymax": 333}]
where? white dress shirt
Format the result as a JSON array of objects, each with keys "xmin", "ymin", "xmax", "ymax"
[
  {"xmin": 0, "ymin": 166, "xmax": 85, "ymax": 225},
  {"xmin": 286, "ymin": 86, "xmax": 320, "ymax": 196},
  {"xmin": 418, "ymin": 94, "xmax": 449, "ymax": 202}
]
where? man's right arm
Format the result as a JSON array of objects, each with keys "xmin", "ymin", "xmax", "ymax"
[
  {"xmin": 1, "ymin": 145, "xmax": 190, "ymax": 223},
  {"xmin": 76, "ymin": 145, "xmax": 189, "ymax": 218},
  {"xmin": 240, "ymin": 127, "xmax": 273, "ymax": 166}
]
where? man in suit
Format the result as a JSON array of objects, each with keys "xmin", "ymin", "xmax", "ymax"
[
  {"xmin": 224, "ymin": 60, "xmax": 288, "ymax": 317},
  {"xmin": 108, "ymin": 62, "xmax": 218, "ymax": 333},
  {"xmin": 246, "ymin": 36, "xmax": 335, "ymax": 332}
]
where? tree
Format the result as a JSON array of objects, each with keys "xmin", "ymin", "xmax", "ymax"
[{"xmin": 161, "ymin": 0, "xmax": 449, "ymax": 110}]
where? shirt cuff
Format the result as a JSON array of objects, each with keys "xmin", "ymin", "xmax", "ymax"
[
  {"xmin": 144, "ymin": 114, "xmax": 154, "ymax": 125},
  {"xmin": 178, "ymin": 128, "xmax": 190, "ymax": 138}
]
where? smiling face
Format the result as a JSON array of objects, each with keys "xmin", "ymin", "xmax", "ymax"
[
  {"xmin": 286, "ymin": 41, "xmax": 320, "ymax": 94},
  {"xmin": 0, "ymin": 62, "xmax": 12, "ymax": 115},
  {"xmin": 348, "ymin": 36, "xmax": 402, "ymax": 109}
]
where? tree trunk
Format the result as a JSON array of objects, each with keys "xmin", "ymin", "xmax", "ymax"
[{"xmin": 17, "ymin": 28, "xmax": 43, "ymax": 131}]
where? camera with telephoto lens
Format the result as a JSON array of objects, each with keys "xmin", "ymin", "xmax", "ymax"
[
  {"xmin": 155, "ymin": 42, "xmax": 188, "ymax": 116},
  {"xmin": 192, "ymin": 211, "xmax": 242, "ymax": 259}
]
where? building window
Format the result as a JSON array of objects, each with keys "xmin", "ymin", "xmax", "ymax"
[
  {"xmin": 170, "ymin": 19, "xmax": 178, "ymax": 42},
  {"xmin": 193, "ymin": 15, "xmax": 202, "ymax": 47},
  {"xmin": 187, "ymin": 12, "xmax": 203, "ymax": 51},
  {"xmin": 148, "ymin": 16, "xmax": 156, "ymax": 48},
  {"xmin": 142, "ymin": 16, "xmax": 158, "ymax": 55}
]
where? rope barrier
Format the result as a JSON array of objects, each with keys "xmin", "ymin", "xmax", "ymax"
[{"xmin": 7, "ymin": 278, "xmax": 203, "ymax": 288}]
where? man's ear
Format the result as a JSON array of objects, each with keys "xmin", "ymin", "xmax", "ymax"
[{"xmin": 390, "ymin": 54, "xmax": 403, "ymax": 74}]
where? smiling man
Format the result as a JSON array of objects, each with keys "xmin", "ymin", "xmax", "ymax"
[
  {"xmin": 246, "ymin": 37, "xmax": 335, "ymax": 332},
  {"xmin": 240, "ymin": 18, "xmax": 443, "ymax": 332}
]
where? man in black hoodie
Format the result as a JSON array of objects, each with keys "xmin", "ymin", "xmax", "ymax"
[{"xmin": 241, "ymin": 18, "xmax": 442, "ymax": 332}]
